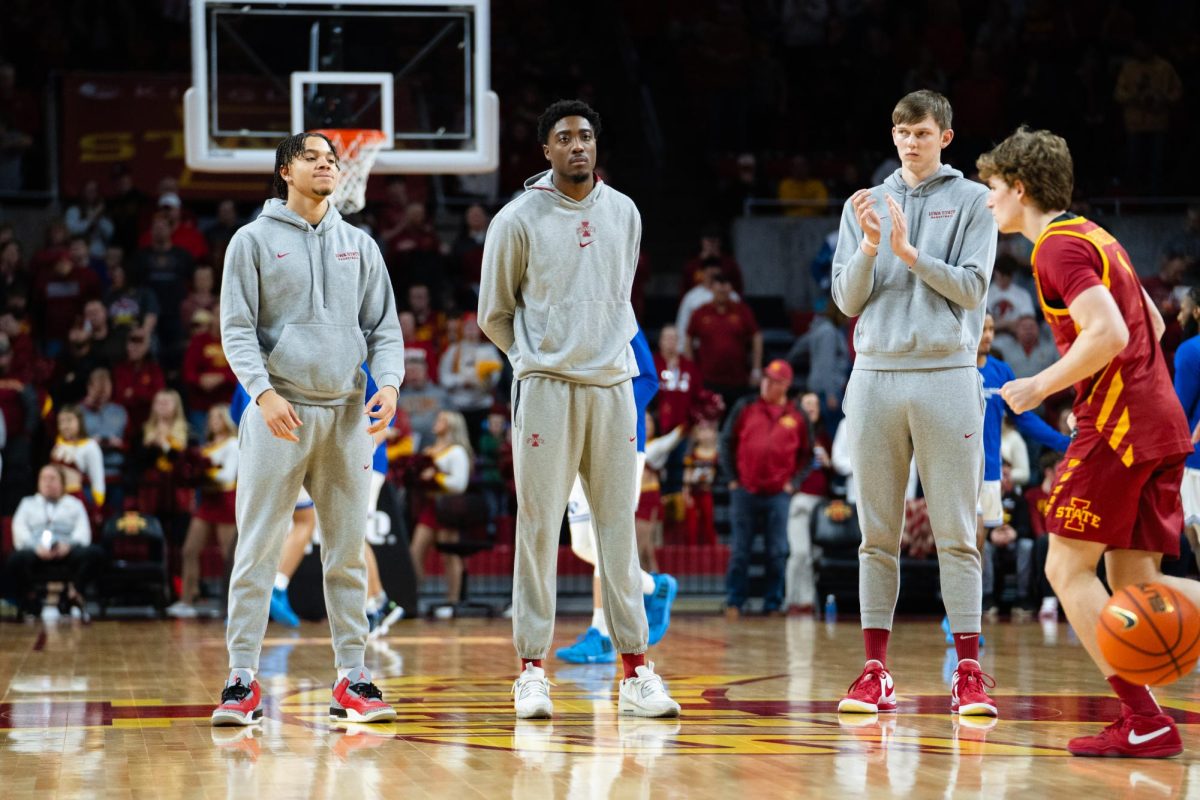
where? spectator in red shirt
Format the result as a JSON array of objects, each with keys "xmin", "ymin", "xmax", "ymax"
[
  {"xmin": 112, "ymin": 330, "xmax": 165, "ymax": 436},
  {"xmin": 654, "ymin": 324, "xmax": 701, "ymax": 493},
  {"xmin": 719, "ymin": 360, "xmax": 811, "ymax": 618},
  {"xmin": 686, "ymin": 272, "xmax": 762, "ymax": 412},
  {"xmin": 182, "ymin": 309, "xmax": 236, "ymax": 435},
  {"xmin": 33, "ymin": 248, "xmax": 101, "ymax": 356},
  {"xmin": 137, "ymin": 193, "xmax": 210, "ymax": 264}
]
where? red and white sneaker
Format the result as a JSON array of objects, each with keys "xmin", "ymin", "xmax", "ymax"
[
  {"xmin": 951, "ymin": 659, "xmax": 998, "ymax": 716},
  {"xmin": 1068, "ymin": 705, "xmax": 1182, "ymax": 758},
  {"xmin": 838, "ymin": 660, "xmax": 897, "ymax": 713},
  {"xmin": 330, "ymin": 667, "xmax": 397, "ymax": 723},
  {"xmin": 211, "ymin": 669, "xmax": 263, "ymax": 726}
]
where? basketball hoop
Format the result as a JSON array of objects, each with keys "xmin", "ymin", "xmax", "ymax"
[{"xmin": 313, "ymin": 128, "xmax": 388, "ymax": 215}]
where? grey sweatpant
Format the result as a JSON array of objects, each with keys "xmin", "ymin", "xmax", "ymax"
[
  {"xmin": 843, "ymin": 368, "xmax": 984, "ymax": 633},
  {"xmin": 511, "ymin": 376, "xmax": 646, "ymax": 659},
  {"xmin": 227, "ymin": 401, "xmax": 374, "ymax": 671}
]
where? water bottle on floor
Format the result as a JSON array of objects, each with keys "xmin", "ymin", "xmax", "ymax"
[{"xmin": 824, "ymin": 594, "xmax": 837, "ymax": 622}]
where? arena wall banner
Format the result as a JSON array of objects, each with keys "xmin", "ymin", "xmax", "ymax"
[{"xmin": 61, "ymin": 73, "xmax": 269, "ymax": 200}]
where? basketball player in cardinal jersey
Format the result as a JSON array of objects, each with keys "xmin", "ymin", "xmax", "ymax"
[{"xmin": 981, "ymin": 127, "xmax": 1198, "ymax": 757}]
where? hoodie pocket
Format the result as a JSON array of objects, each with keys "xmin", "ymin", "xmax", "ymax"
[
  {"xmin": 266, "ymin": 323, "xmax": 366, "ymax": 395},
  {"xmin": 537, "ymin": 301, "xmax": 634, "ymax": 370},
  {"xmin": 855, "ymin": 289, "xmax": 964, "ymax": 355}
]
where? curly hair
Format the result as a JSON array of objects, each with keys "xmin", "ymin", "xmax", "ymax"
[
  {"xmin": 536, "ymin": 100, "xmax": 602, "ymax": 144},
  {"xmin": 272, "ymin": 132, "xmax": 339, "ymax": 200},
  {"xmin": 977, "ymin": 127, "xmax": 1074, "ymax": 212}
]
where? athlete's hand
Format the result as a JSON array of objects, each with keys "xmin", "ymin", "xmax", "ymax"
[
  {"xmin": 885, "ymin": 195, "xmax": 919, "ymax": 267},
  {"xmin": 365, "ymin": 385, "xmax": 398, "ymax": 435},
  {"xmin": 258, "ymin": 389, "xmax": 301, "ymax": 442},
  {"xmin": 850, "ymin": 189, "xmax": 882, "ymax": 249},
  {"xmin": 1192, "ymin": 420, "xmax": 1200, "ymax": 445},
  {"xmin": 1000, "ymin": 376, "xmax": 1046, "ymax": 415}
]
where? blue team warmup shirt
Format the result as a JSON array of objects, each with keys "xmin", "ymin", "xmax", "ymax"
[
  {"xmin": 630, "ymin": 327, "xmax": 658, "ymax": 453},
  {"xmin": 1175, "ymin": 336, "xmax": 1200, "ymax": 470},
  {"xmin": 230, "ymin": 362, "xmax": 389, "ymax": 474},
  {"xmin": 980, "ymin": 355, "xmax": 1071, "ymax": 481}
]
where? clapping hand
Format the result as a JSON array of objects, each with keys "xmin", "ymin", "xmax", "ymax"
[{"xmin": 884, "ymin": 195, "xmax": 918, "ymax": 266}]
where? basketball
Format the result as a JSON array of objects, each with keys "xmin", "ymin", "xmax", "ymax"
[{"xmin": 1097, "ymin": 583, "xmax": 1200, "ymax": 686}]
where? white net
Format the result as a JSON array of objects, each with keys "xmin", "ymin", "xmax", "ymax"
[{"xmin": 314, "ymin": 129, "xmax": 387, "ymax": 215}]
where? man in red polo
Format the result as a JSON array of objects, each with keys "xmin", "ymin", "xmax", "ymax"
[
  {"xmin": 719, "ymin": 359, "xmax": 811, "ymax": 618},
  {"xmin": 686, "ymin": 272, "xmax": 762, "ymax": 412}
]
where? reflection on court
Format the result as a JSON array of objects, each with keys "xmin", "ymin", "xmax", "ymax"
[{"xmin": 1, "ymin": 617, "xmax": 1196, "ymax": 798}]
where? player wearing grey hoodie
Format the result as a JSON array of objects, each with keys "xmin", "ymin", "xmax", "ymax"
[
  {"xmin": 479, "ymin": 100, "xmax": 678, "ymax": 720},
  {"xmin": 213, "ymin": 133, "xmax": 404, "ymax": 727},
  {"xmin": 832, "ymin": 91, "xmax": 998, "ymax": 717}
]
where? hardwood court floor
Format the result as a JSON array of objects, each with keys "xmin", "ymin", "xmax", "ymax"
[{"xmin": 2, "ymin": 615, "xmax": 1199, "ymax": 799}]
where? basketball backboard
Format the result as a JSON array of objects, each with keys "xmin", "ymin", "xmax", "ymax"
[{"xmin": 184, "ymin": 0, "xmax": 499, "ymax": 174}]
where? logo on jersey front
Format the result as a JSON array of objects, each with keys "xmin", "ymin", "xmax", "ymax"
[
  {"xmin": 577, "ymin": 220, "xmax": 597, "ymax": 247},
  {"xmin": 1056, "ymin": 497, "xmax": 1102, "ymax": 532},
  {"xmin": 336, "ymin": 251, "xmax": 360, "ymax": 261}
]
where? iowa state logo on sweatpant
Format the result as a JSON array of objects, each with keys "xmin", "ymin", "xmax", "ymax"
[{"xmin": 525, "ymin": 433, "xmax": 544, "ymax": 448}]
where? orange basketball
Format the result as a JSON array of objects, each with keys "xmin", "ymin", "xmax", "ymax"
[{"xmin": 1097, "ymin": 583, "xmax": 1200, "ymax": 686}]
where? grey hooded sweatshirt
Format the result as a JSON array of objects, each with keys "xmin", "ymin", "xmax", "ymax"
[
  {"xmin": 477, "ymin": 170, "xmax": 639, "ymax": 387},
  {"xmin": 831, "ymin": 164, "xmax": 997, "ymax": 371},
  {"xmin": 220, "ymin": 199, "xmax": 405, "ymax": 405}
]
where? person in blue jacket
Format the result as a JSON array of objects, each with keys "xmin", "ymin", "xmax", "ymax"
[
  {"xmin": 944, "ymin": 314, "xmax": 1070, "ymax": 640},
  {"xmin": 1175, "ymin": 287, "xmax": 1200, "ymax": 570}
]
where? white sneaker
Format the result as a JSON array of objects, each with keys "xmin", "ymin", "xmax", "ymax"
[
  {"xmin": 618, "ymin": 662, "xmax": 681, "ymax": 718},
  {"xmin": 166, "ymin": 601, "xmax": 198, "ymax": 619},
  {"xmin": 512, "ymin": 664, "xmax": 553, "ymax": 719}
]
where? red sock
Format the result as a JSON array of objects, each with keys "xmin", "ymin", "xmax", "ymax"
[
  {"xmin": 520, "ymin": 658, "xmax": 542, "ymax": 672},
  {"xmin": 621, "ymin": 652, "xmax": 646, "ymax": 679},
  {"xmin": 1108, "ymin": 675, "xmax": 1161, "ymax": 716},
  {"xmin": 953, "ymin": 632, "xmax": 980, "ymax": 663},
  {"xmin": 863, "ymin": 628, "xmax": 889, "ymax": 666}
]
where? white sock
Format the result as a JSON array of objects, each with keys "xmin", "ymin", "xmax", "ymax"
[
  {"xmin": 641, "ymin": 571, "xmax": 656, "ymax": 596},
  {"xmin": 592, "ymin": 608, "xmax": 609, "ymax": 637},
  {"xmin": 274, "ymin": 573, "xmax": 289, "ymax": 591},
  {"xmin": 231, "ymin": 668, "xmax": 255, "ymax": 683},
  {"xmin": 1040, "ymin": 597, "xmax": 1058, "ymax": 612}
]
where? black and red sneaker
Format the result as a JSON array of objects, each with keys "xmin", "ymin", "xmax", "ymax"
[
  {"xmin": 330, "ymin": 667, "xmax": 397, "ymax": 723},
  {"xmin": 211, "ymin": 669, "xmax": 263, "ymax": 727},
  {"xmin": 1068, "ymin": 704, "xmax": 1183, "ymax": 758}
]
